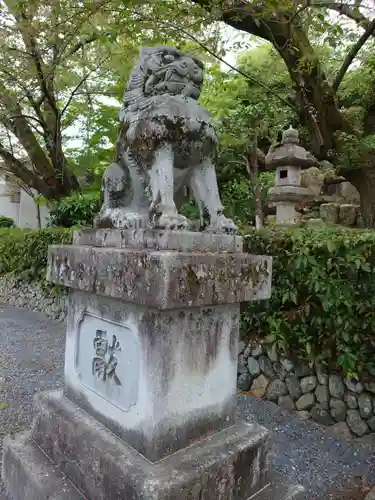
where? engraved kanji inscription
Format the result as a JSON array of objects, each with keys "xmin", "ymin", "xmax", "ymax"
[
  {"xmin": 92, "ymin": 329, "xmax": 122, "ymax": 386},
  {"xmin": 76, "ymin": 313, "xmax": 140, "ymax": 412}
]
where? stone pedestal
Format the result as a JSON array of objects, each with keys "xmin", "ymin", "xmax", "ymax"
[
  {"xmin": 2, "ymin": 229, "xmax": 303, "ymax": 499},
  {"xmin": 268, "ymin": 185, "xmax": 313, "ymax": 225}
]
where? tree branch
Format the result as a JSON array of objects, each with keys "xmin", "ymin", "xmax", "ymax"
[
  {"xmin": 190, "ymin": 0, "xmax": 271, "ymax": 41},
  {"xmin": 60, "ymin": 61, "xmax": 105, "ymax": 117},
  {"xmin": 333, "ymin": 17, "xmax": 375, "ymax": 91},
  {"xmin": 157, "ymin": 18, "xmax": 296, "ymax": 110},
  {"xmin": 310, "ymin": 1, "xmax": 372, "ymax": 30},
  {"xmin": 0, "ymin": 84, "xmax": 54, "ymax": 178},
  {"xmin": 0, "ymin": 142, "xmax": 51, "ymax": 196},
  {"xmin": 56, "ymin": 0, "xmax": 113, "ymax": 60},
  {"xmin": 8, "ymin": 114, "xmax": 44, "ymax": 127},
  {"xmin": 7, "ymin": 46, "xmax": 33, "ymax": 57},
  {"xmin": 26, "ymin": 30, "xmax": 58, "ymax": 116},
  {"xmin": 6, "ymin": 2, "xmax": 59, "ymax": 117},
  {"xmin": 5, "ymin": 128, "xmax": 14, "ymax": 156},
  {"xmin": 0, "ymin": 66, "xmax": 47, "ymax": 125},
  {"xmin": 68, "ymin": 33, "xmax": 108, "ymax": 57}
]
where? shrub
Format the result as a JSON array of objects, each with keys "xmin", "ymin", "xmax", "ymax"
[
  {"xmin": 0, "ymin": 228, "xmax": 72, "ymax": 282},
  {"xmin": 243, "ymin": 227, "xmax": 375, "ymax": 378},
  {"xmin": 0, "ymin": 216, "xmax": 15, "ymax": 228},
  {"xmin": 47, "ymin": 192, "xmax": 100, "ymax": 228},
  {"xmin": 220, "ymin": 172, "xmax": 275, "ymax": 228}
]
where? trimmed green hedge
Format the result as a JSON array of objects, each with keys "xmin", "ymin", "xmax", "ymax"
[
  {"xmin": 243, "ymin": 227, "xmax": 375, "ymax": 378},
  {"xmin": 0, "ymin": 226, "xmax": 374, "ymax": 377},
  {"xmin": 0, "ymin": 228, "xmax": 72, "ymax": 282}
]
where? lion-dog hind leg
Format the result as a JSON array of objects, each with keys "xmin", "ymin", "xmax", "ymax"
[
  {"xmin": 148, "ymin": 144, "xmax": 189, "ymax": 230},
  {"xmin": 189, "ymin": 158, "xmax": 237, "ymax": 234}
]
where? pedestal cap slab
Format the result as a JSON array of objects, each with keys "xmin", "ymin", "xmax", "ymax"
[
  {"xmin": 73, "ymin": 227, "xmax": 244, "ymax": 253},
  {"xmin": 47, "ymin": 229, "xmax": 272, "ymax": 309}
]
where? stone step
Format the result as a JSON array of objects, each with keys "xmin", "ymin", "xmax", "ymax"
[{"xmin": 2, "ymin": 431, "xmax": 84, "ymax": 500}]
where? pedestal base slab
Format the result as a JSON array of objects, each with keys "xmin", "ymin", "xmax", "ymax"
[
  {"xmin": 3, "ymin": 391, "xmax": 305, "ymax": 499},
  {"xmin": 4, "ymin": 390, "xmax": 272, "ymax": 500},
  {"xmin": 2, "ymin": 431, "xmax": 82, "ymax": 500}
]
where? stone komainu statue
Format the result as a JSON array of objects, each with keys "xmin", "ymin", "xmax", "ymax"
[{"xmin": 95, "ymin": 45, "xmax": 237, "ymax": 233}]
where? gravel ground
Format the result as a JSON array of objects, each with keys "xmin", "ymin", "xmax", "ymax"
[
  {"xmin": 0, "ymin": 303, "xmax": 373, "ymax": 499},
  {"xmin": 237, "ymin": 394, "xmax": 375, "ymax": 498},
  {"xmin": 0, "ymin": 304, "xmax": 65, "ymax": 500}
]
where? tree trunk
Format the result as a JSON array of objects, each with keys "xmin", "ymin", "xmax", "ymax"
[
  {"xmin": 267, "ymin": 18, "xmax": 353, "ymax": 159},
  {"xmin": 0, "ymin": 89, "xmax": 80, "ymax": 201},
  {"xmin": 44, "ymin": 162, "xmax": 81, "ymax": 200},
  {"xmin": 35, "ymin": 199, "xmax": 42, "ymax": 229},
  {"xmin": 246, "ymin": 143, "xmax": 264, "ymax": 229},
  {"xmin": 345, "ymin": 167, "xmax": 375, "ymax": 228}
]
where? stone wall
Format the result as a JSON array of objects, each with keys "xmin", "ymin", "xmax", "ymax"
[
  {"xmin": 298, "ymin": 165, "xmax": 362, "ymax": 228},
  {"xmin": 238, "ymin": 341, "xmax": 375, "ymax": 437},
  {"xmin": 0, "ymin": 276, "xmax": 67, "ymax": 321},
  {"xmin": 319, "ymin": 202, "xmax": 360, "ymax": 226}
]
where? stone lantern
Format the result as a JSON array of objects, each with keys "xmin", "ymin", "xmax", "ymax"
[{"xmin": 266, "ymin": 126, "xmax": 315, "ymax": 225}]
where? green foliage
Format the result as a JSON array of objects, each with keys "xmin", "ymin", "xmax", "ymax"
[
  {"xmin": 47, "ymin": 193, "xmax": 101, "ymax": 228},
  {"xmin": 180, "ymin": 200, "xmax": 200, "ymax": 221},
  {"xmin": 66, "ymin": 102, "xmax": 120, "ymax": 190},
  {"xmin": 221, "ymin": 172, "xmax": 274, "ymax": 227},
  {"xmin": 339, "ymin": 44, "xmax": 375, "ymax": 111},
  {"xmin": 196, "ymin": 46, "xmax": 295, "ymax": 225},
  {"xmin": 0, "ymin": 228, "xmax": 72, "ymax": 282},
  {"xmin": 0, "ymin": 216, "xmax": 15, "ymax": 228},
  {"xmin": 200, "ymin": 46, "xmax": 296, "ymax": 156},
  {"xmin": 243, "ymin": 227, "xmax": 375, "ymax": 378},
  {"xmin": 179, "ymin": 172, "xmax": 274, "ymax": 226}
]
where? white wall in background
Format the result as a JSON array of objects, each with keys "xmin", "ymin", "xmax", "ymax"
[{"xmin": 0, "ymin": 179, "xmax": 49, "ymax": 228}]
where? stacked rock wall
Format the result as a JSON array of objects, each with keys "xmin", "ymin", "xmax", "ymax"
[
  {"xmin": 0, "ymin": 276, "xmax": 67, "ymax": 321},
  {"xmin": 238, "ymin": 341, "xmax": 375, "ymax": 437}
]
